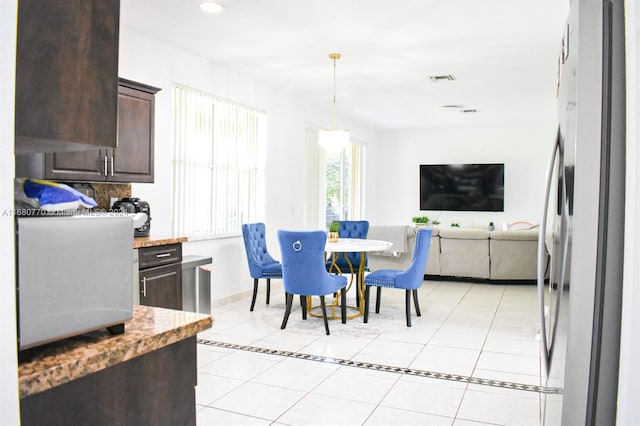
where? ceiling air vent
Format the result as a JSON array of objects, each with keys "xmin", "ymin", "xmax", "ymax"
[
  {"xmin": 436, "ymin": 105, "xmax": 463, "ymax": 111},
  {"xmin": 460, "ymin": 108, "xmax": 479, "ymax": 113},
  {"xmin": 429, "ymin": 74, "xmax": 456, "ymax": 82}
]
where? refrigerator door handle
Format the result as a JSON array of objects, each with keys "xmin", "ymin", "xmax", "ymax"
[{"xmin": 538, "ymin": 128, "xmax": 560, "ymax": 372}]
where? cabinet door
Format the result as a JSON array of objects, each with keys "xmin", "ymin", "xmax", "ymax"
[
  {"xmin": 43, "ymin": 150, "xmax": 107, "ymax": 182},
  {"xmin": 139, "ymin": 264, "xmax": 183, "ymax": 310},
  {"xmin": 15, "ymin": 0, "xmax": 119, "ymax": 154},
  {"xmin": 110, "ymin": 84, "xmax": 156, "ymax": 183},
  {"xmin": 34, "ymin": 80, "xmax": 160, "ymax": 183}
]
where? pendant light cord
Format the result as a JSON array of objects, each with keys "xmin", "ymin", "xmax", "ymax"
[{"xmin": 329, "ymin": 53, "xmax": 341, "ymax": 130}]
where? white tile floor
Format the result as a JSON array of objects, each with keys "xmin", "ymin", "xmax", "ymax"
[{"xmin": 195, "ymin": 280, "xmax": 544, "ymax": 425}]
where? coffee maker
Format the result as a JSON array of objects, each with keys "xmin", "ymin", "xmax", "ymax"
[{"xmin": 111, "ymin": 197, "xmax": 151, "ymax": 237}]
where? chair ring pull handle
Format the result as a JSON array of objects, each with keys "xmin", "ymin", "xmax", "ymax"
[{"xmin": 292, "ymin": 240, "xmax": 302, "ymax": 252}]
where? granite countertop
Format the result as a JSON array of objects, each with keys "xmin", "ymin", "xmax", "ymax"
[
  {"xmin": 18, "ymin": 305, "xmax": 212, "ymax": 398},
  {"xmin": 133, "ymin": 235, "xmax": 188, "ymax": 249}
]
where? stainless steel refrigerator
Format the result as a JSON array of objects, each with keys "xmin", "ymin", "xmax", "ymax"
[{"xmin": 537, "ymin": 0, "xmax": 626, "ymax": 424}]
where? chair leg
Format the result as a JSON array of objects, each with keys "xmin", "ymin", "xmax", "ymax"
[
  {"xmin": 340, "ymin": 287, "xmax": 347, "ymax": 324},
  {"xmin": 364, "ymin": 285, "xmax": 370, "ymax": 323},
  {"xmin": 281, "ymin": 293, "xmax": 293, "ymax": 330},
  {"xmin": 405, "ymin": 290, "xmax": 412, "ymax": 327},
  {"xmin": 250, "ymin": 278, "xmax": 259, "ymax": 311},
  {"xmin": 413, "ymin": 289, "xmax": 421, "ymax": 317},
  {"xmin": 375, "ymin": 286, "xmax": 382, "ymax": 314},
  {"xmin": 300, "ymin": 295, "xmax": 307, "ymax": 320},
  {"xmin": 266, "ymin": 279, "xmax": 271, "ymax": 305},
  {"xmin": 320, "ymin": 295, "xmax": 330, "ymax": 335}
]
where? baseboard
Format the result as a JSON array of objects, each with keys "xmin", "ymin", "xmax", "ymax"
[
  {"xmin": 424, "ymin": 274, "xmax": 536, "ymax": 285},
  {"xmin": 211, "ymin": 281, "xmax": 284, "ymax": 307}
]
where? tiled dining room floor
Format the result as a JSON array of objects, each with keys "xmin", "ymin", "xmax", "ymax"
[{"xmin": 195, "ymin": 279, "xmax": 545, "ymax": 425}]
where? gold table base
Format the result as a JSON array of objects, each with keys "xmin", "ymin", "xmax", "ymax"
[{"xmin": 306, "ymin": 251, "xmax": 366, "ymax": 320}]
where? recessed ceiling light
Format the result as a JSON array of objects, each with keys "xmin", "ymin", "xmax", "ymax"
[
  {"xmin": 436, "ymin": 105, "xmax": 463, "ymax": 111},
  {"xmin": 200, "ymin": 2, "xmax": 224, "ymax": 13}
]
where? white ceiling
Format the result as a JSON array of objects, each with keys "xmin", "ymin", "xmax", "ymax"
[{"xmin": 120, "ymin": 0, "xmax": 569, "ymax": 131}]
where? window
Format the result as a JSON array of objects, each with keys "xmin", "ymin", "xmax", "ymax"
[
  {"xmin": 324, "ymin": 143, "xmax": 365, "ymax": 227},
  {"xmin": 172, "ymin": 84, "xmax": 266, "ymax": 238}
]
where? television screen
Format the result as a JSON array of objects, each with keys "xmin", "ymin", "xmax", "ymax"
[{"xmin": 420, "ymin": 164, "xmax": 504, "ymax": 211}]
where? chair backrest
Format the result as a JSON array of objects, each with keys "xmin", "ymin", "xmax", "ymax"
[
  {"xmin": 278, "ymin": 230, "xmax": 336, "ymax": 296},
  {"xmin": 242, "ymin": 223, "xmax": 278, "ymax": 278},
  {"xmin": 395, "ymin": 227, "xmax": 433, "ymax": 290},
  {"xmin": 337, "ymin": 220, "xmax": 369, "ymax": 239},
  {"xmin": 336, "ymin": 220, "xmax": 369, "ymax": 266}
]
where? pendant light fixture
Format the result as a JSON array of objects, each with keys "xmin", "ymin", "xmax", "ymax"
[{"xmin": 318, "ymin": 53, "xmax": 350, "ymax": 152}]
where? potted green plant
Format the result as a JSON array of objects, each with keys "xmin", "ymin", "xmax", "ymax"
[
  {"xmin": 328, "ymin": 221, "xmax": 340, "ymax": 242},
  {"xmin": 411, "ymin": 216, "xmax": 429, "ymax": 228},
  {"xmin": 450, "ymin": 222, "xmax": 460, "ymax": 228},
  {"xmin": 488, "ymin": 221, "xmax": 495, "ymax": 231}
]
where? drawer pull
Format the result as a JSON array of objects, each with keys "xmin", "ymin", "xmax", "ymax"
[
  {"xmin": 156, "ymin": 253, "xmax": 172, "ymax": 258},
  {"xmin": 142, "ymin": 277, "xmax": 147, "ymax": 297}
]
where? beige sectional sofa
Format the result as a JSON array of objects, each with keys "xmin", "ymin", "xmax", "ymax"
[{"xmin": 368, "ymin": 226, "xmax": 543, "ymax": 282}]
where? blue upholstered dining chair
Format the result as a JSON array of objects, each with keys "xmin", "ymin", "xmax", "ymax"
[
  {"xmin": 326, "ymin": 220, "xmax": 370, "ymax": 273},
  {"xmin": 364, "ymin": 227, "xmax": 433, "ymax": 327},
  {"xmin": 326, "ymin": 220, "xmax": 369, "ymax": 306},
  {"xmin": 278, "ymin": 230, "xmax": 348, "ymax": 335},
  {"xmin": 241, "ymin": 223, "xmax": 283, "ymax": 311}
]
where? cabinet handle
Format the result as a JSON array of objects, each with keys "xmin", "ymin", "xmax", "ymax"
[
  {"xmin": 156, "ymin": 253, "xmax": 172, "ymax": 258},
  {"xmin": 103, "ymin": 155, "xmax": 108, "ymax": 176},
  {"xmin": 110, "ymin": 156, "xmax": 114, "ymax": 176},
  {"xmin": 141, "ymin": 277, "xmax": 147, "ymax": 297}
]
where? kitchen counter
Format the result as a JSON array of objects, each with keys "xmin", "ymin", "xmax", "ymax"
[
  {"xmin": 19, "ymin": 304, "xmax": 211, "ymax": 398},
  {"xmin": 133, "ymin": 235, "xmax": 188, "ymax": 248}
]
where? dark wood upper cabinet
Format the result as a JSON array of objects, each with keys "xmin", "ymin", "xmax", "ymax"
[
  {"xmin": 15, "ymin": 0, "xmax": 120, "ymax": 154},
  {"xmin": 111, "ymin": 79, "xmax": 160, "ymax": 183},
  {"xmin": 16, "ymin": 80, "xmax": 161, "ymax": 183}
]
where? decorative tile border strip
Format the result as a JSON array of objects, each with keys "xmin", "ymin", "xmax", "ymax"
[{"xmin": 197, "ymin": 338, "xmax": 563, "ymax": 395}]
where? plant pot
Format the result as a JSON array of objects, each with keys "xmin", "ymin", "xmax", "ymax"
[
  {"xmin": 328, "ymin": 232, "xmax": 339, "ymax": 242},
  {"xmin": 414, "ymin": 223, "xmax": 427, "ymax": 228}
]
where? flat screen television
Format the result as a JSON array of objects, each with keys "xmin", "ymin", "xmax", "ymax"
[{"xmin": 420, "ymin": 163, "xmax": 504, "ymax": 211}]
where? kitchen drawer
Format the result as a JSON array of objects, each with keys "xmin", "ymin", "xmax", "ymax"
[{"xmin": 139, "ymin": 243, "xmax": 182, "ymax": 269}]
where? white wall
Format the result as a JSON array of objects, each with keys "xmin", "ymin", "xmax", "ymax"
[
  {"xmin": 119, "ymin": 27, "xmax": 377, "ymax": 302},
  {"xmin": 118, "ymin": 26, "xmax": 556, "ymax": 303},
  {"xmin": 366, "ymin": 124, "xmax": 555, "ymax": 228},
  {"xmin": 0, "ymin": 0, "xmax": 21, "ymax": 423}
]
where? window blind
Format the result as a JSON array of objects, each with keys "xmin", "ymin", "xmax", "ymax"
[{"xmin": 172, "ymin": 85, "xmax": 266, "ymax": 238}]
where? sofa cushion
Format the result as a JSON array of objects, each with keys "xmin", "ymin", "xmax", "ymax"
[
  {"xmin": 490, "ymin": 238, "xmax": 538, "ymax": 279},
  {"xmin": 439, "ymin": 235, "xmax": 490, "ymax": 279}
]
